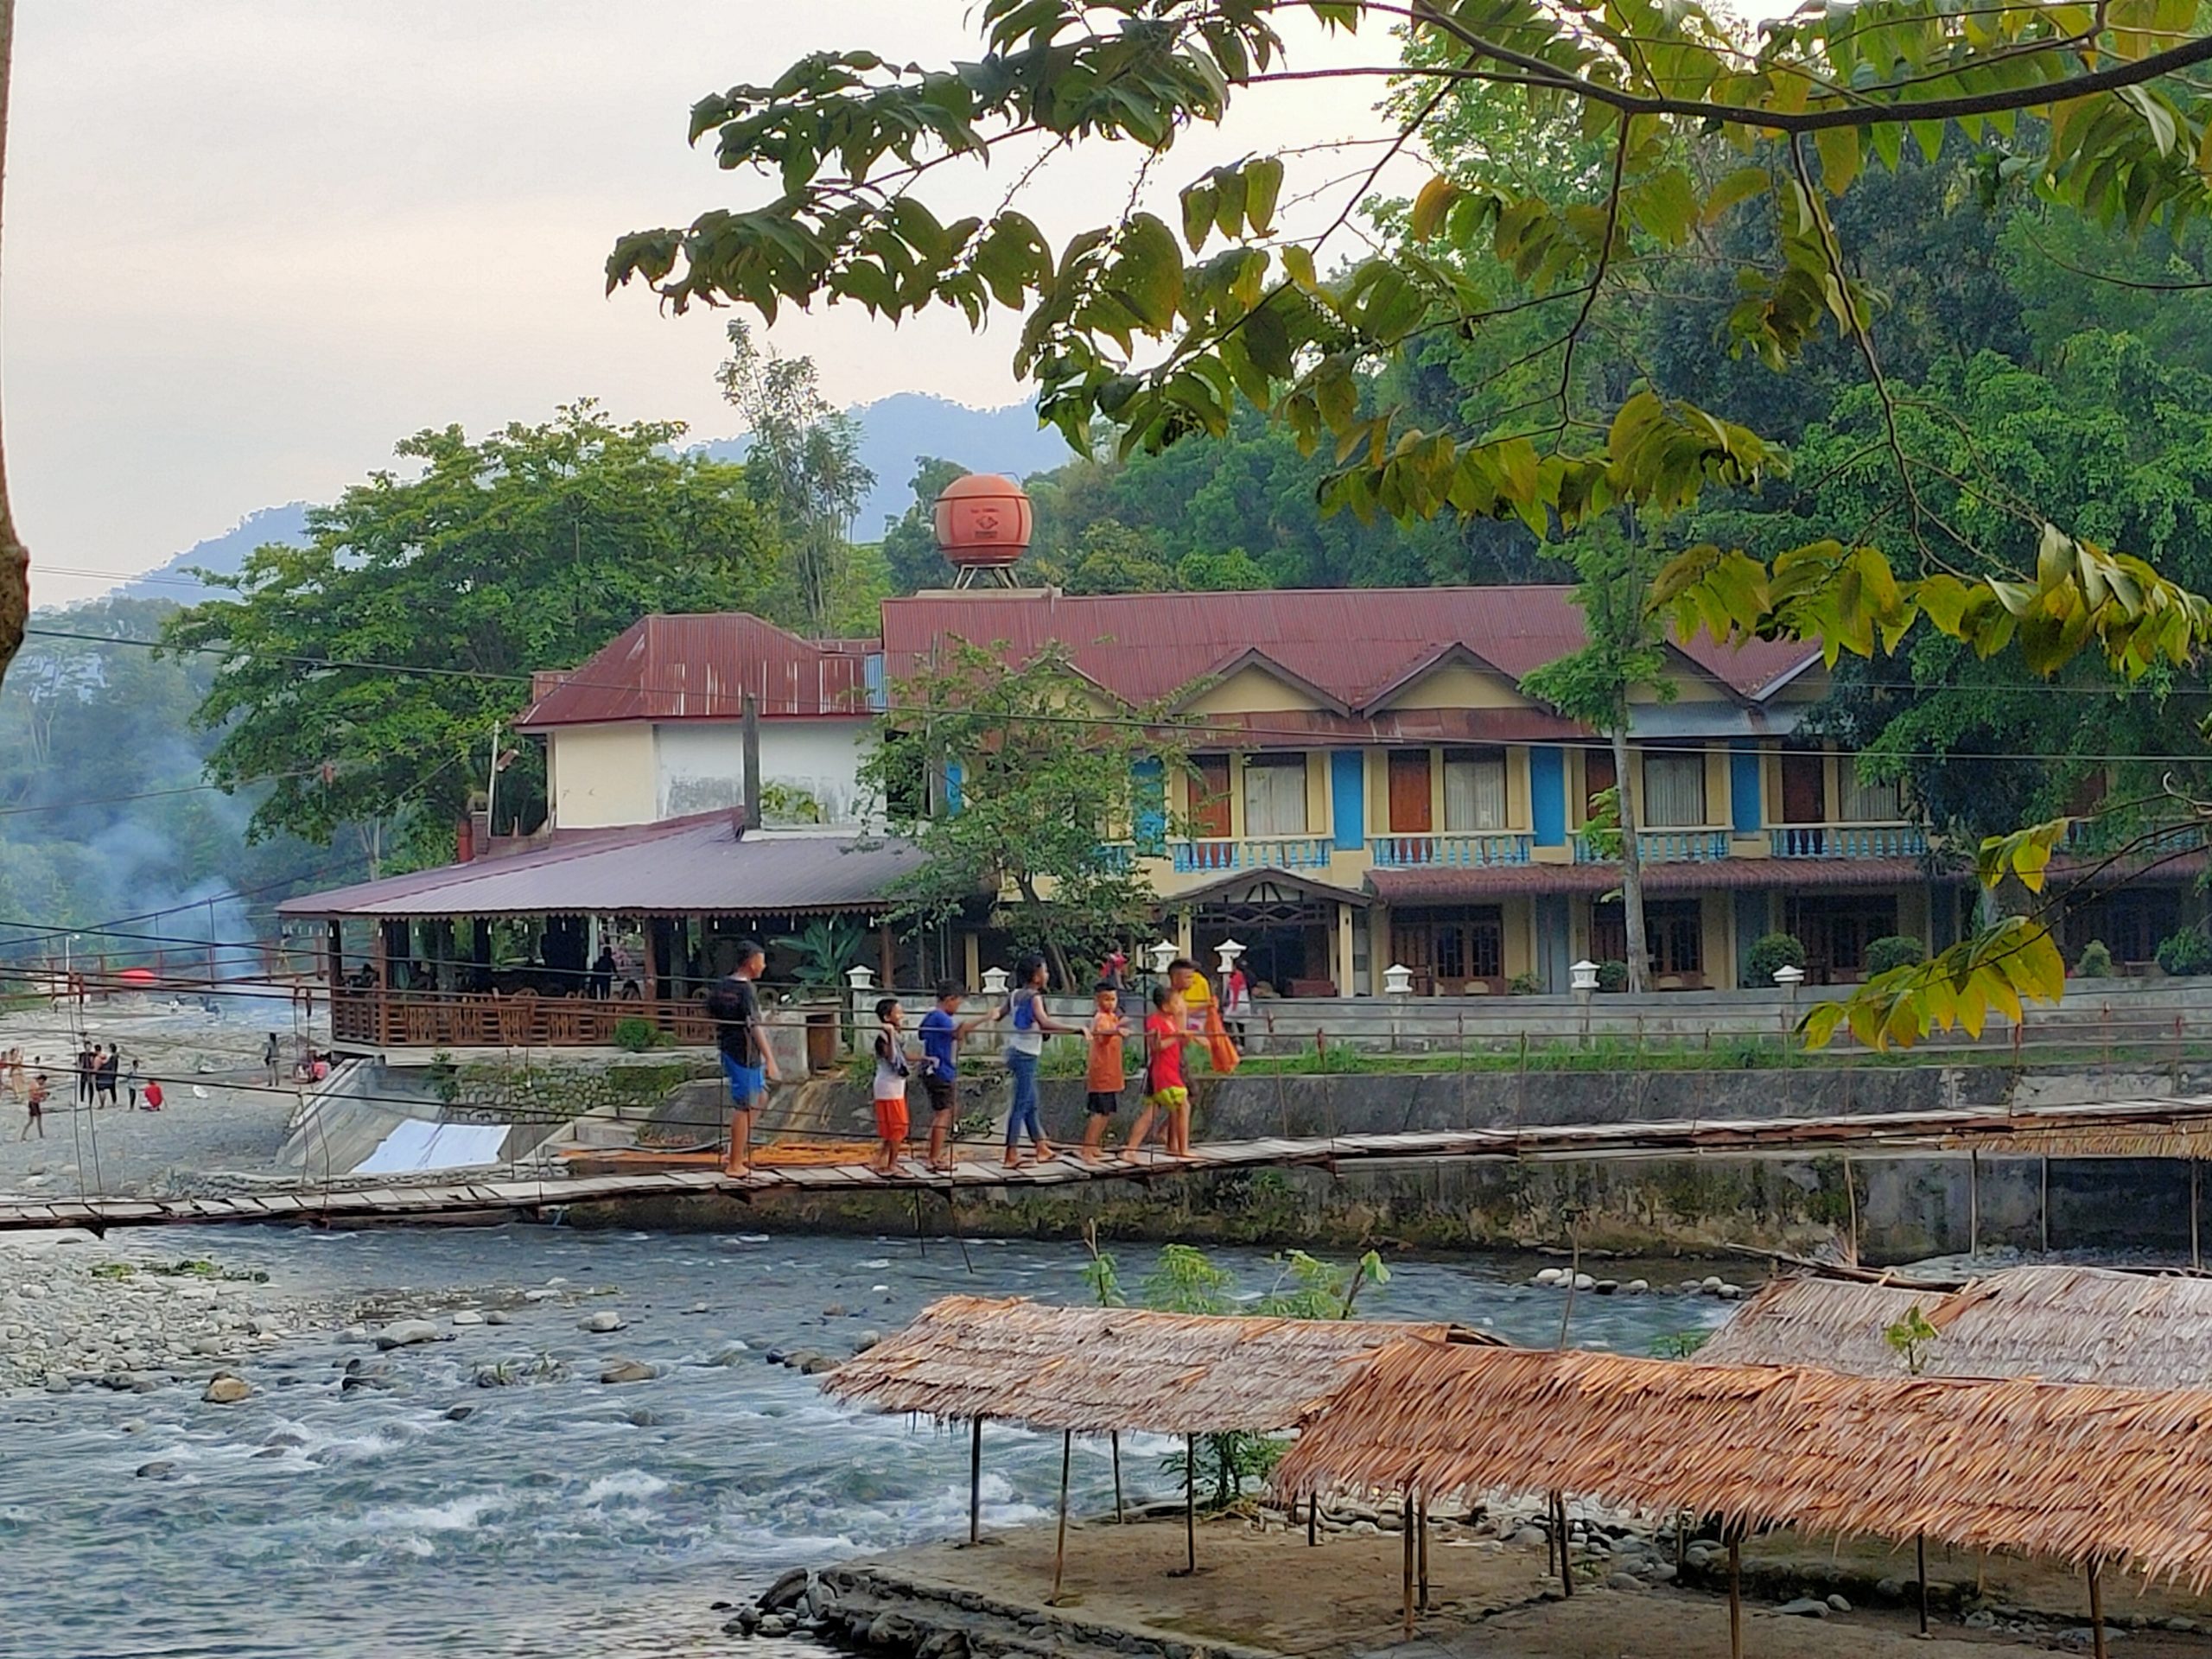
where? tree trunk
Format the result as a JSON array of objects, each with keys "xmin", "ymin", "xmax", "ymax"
[
  {"xmin": 0, "ymin": 0, "xmax": 27, "ymax": 692},
  {"xmin": 1013, "ymin": 874, "xmax": 1077, "ymax": 991},
  {"xmin": 1611, "ymin": 721, "xmax": 1649, "ymax": 994}
]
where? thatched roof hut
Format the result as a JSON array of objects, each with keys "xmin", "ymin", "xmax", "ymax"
[
  {"xmin": 1274, "ymin": 1339, "xmax": 2212, "ymax": 1590},
  {"xmin": 822, "ymin": 1294, "xmax": 1497, "ymax": 1434},
  {"xmin": 1700, "ymin": 1265, "xmax": 2212, "ymax": 1388}
]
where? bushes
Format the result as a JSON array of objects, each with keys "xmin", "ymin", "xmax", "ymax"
[
  {"xmin": 610, "ymin": 1015, "xmax": 664, "ymax": 1052},
  {"xmin": 2073, "ymin": 939, "xmax": 2115, "ymax": 978},
  {"xmin": 1742, "ymin": 932, "xmax": 1807, "ymax": 986},
  {"xmin": 1595, "ymin": 960, "xmax": 1629, "ymax": 993},
  {"xmin": 1864, "ymin": 935, "xmax": 1925, "ymax": 976},
  {"xmin": 2157, "ymin": 929, "xmax": 2212, "ymax": 977},
  {"xmin": 1506, "ymin": 970, "xmax": 1544, "ymax": 995}
]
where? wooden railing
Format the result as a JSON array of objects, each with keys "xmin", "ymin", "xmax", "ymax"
[{"xmin": 330, "ymin": 988, "xmax": 716, "ymax": 1050}]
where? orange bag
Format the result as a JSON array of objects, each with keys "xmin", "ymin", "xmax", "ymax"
[{"xmin": 1204, "ymin": 1002, "xmax": 1240, "ymax": 1075}]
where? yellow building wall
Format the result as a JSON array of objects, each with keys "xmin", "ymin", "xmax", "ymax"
[
  {"xmin": 1183, "ymin": 664, "xmax": 1330, "ymax": 715},
  {"xmin": 550, "ymin": 724, "xmax": 658, "ymax": 830},
  {"xmin": 1374, "ymin": 662, "xmax": 1531, "ymax": 711}
]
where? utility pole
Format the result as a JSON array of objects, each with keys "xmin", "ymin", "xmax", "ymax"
[{"xmin": 484, "ymin": 720, "xmax": 502, "ymax": 840}]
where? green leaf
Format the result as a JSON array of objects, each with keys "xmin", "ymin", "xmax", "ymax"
[
  {"xmin": 1180, "ymin": 183, "xmax": 1218, "ymax": 253},
  {"xmin": 1243, "ymin": 156, "xmax": 1284, "ymax": 236}
]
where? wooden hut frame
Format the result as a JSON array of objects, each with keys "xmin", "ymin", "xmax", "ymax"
[
  {"xmin": 1278, "ymin": 1340, "xmax": 2212, "ymax": 1658},
  {"xmin": 823, "ymin": 1295, "xmax": 1496, "ymax": 1589}
]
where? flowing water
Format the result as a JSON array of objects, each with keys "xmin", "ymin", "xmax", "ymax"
[{"xmin": 0, "ymin": 1226, "xmax": 1731, "ymax": 1659}]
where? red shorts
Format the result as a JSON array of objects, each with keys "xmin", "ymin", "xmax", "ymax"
[{"xmin": 874, "ymin": 1096, "xmax": 910, "ymax": 1141}]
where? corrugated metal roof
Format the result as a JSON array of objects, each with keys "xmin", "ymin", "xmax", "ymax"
[
  {"xmin": 1366, "ymin": 855, "xmax": 1950, "ymax": 903},
  {"xmin": 276, "ymin": 815, "xmax": 926, "ymax": 918},
  {"xmin": 880, "ymin": 587, "xmax": 1816, "ymax": 712},
  {"xmin": 517, "ymin": 613, "xmax": 876, "ymax": 728}
]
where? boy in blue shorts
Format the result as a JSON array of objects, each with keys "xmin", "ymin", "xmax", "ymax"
[{"xmin": 704, "ymin": 939, "xmax": 778, "ymax": 1176}]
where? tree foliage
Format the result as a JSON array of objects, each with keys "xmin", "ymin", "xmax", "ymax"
[
  {"xmin": 610, "ymin": 0, "xmax": 2212, "ymax": 1045},
  {"xmin": 162, "ymin": 404, "xmax": 781, "ymax": 870},
  {"xmin": 862, "ymin": 639, "xmax": 1182, "ymax": 982}
]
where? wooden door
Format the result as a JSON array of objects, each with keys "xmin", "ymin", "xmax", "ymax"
[
  {"xmin": 1780, "ymin": 751, "xmax": 1826, "ymax": 823},
  {"xmin": 1190, "ymin": 755, "xmax": 1233, "ymax": 837},
  {"xmin": 1583, "ymin": 747, "xmax": 1617, "ymax": 818},
  {"xmin": 1389, "ymin": 750, "xmax": 1433, "ymax": 833}
]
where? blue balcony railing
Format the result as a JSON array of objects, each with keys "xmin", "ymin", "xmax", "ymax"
[
  {"xmin": 1369, "ymin": 833, "xmax": 1535, "ymax": 868},
  {"xmin": 1768, "ymin": 824, "xmax": 1929, "ymax": 859},
  {"xmin": 1170, "ymin": 836, "xmax": 1333, "ymax": 874},
  {"xmin": 1576, "ymin": 830, "xmax": 1731, "ymax": 863}
]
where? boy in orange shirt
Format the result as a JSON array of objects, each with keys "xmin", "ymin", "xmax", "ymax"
[{"xmin": 1077, "ymin": 982, "xmax": 1130, "ymax": 1161}]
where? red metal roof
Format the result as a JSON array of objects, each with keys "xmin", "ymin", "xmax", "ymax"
[
  {"xmin": 880, "ymin": 587, "xmax": 1815, "ymax": 713},
  {"xmin": 518, "ymin": 613, "xmax": 875, "ymax": 728},
  {"xmin": 276, "ymin": 814, "xmax": 927, "ymax": 919},
  {"xmin": 1367, "ymin": 855, "xmax": 1955, "ymax": 904}
]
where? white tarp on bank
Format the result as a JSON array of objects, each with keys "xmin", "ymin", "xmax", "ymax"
[{"xmin": 351, "ymin": 1120, "xmax": 512, "ymax": 1176}]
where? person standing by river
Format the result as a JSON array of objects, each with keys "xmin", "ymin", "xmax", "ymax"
[
  {"xmin": 1001, "ymin": 953, "xmax": 1074, "ymax": 1168},
  {"xmin": 20, "ymin": 1072, "xmax": 46, "ymax": 1139},
  {"xmin": 262, "ymin": 1033, "xmax": 282, "ymax": 1089},
  {"xmin": 705, "ymin": 939, "xmax": 778, "ymax": 1178}
]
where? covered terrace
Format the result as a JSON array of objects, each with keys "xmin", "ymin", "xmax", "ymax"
[{"xmin": 276, "ymin": 812, "xmax": 930, "ymax": 1052}]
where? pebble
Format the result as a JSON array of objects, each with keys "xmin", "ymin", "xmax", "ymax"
[
  {"xmin": 135, "ymin": 1460, "xmax": 177, "ymax": 1479},
  {"xmin": 1624, "ymin": 1279, "xmax": 1649, "ymax": 1294},
  {"xmin": 484, "ymin": 1310, "xmax": 513, "ymax": 1325},
  {"xmin": 202, "ymin": 1376, "xmax": 252, "ymax": 1404},
  {"xmin": 600, "ymin": 1359, "xmax": 658, "ymax": 1385},
  {"xmin": 580, "ymin": 1311, "xmax": 626, "ymax": 1334},
  {"xmin": 374, "ymin": 1319, "xmax": 440, "ymax": 1349},
  {"xmin": 450, "ymin": 1310, "xmax": 485, "ymax": 1326}
]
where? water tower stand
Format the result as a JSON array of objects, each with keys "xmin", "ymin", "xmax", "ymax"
[{"xmin": 950, "ymin": 562, "xmax": 1024, "ymax": 590}]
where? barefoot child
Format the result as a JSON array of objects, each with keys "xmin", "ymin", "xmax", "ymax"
[
  {"xmin": 1078, "ymin": 982, "xmax": 1130, "ymax": 1160},
  {"xmin": 918, "ymin": 981, "xmax": 989, "ymax": 1172},
  {"xmin": 1002, "ymin": 953, "xmax": 1076, "ymax": 1167},
  {"xmin": 1126, "ymin": 985, "xmax": 1201, "ymax": 1159},
  {"xmin": 20, "ymin": 1072, "xmax": 46, "ymax": 1140},
  {"xmin": 869, "ymin": 997, "xmax": 917, "ymax": 1175}
]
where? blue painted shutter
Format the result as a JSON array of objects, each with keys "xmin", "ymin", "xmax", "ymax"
[
  {"xmin": 1330, "ymin": 751, "xmax": 1365, "ymax": 851},
  {"xmin": 1529, "ymin": 746, "xmax": 1567, "ymax": 848},
  {"xmin": 1729, "ymin": 741, "xmax": 1763, "ymax": 835},
  {"xmin": 944, "ymin": 760, "xmax": 963, "ymax": 814},
  {"xmin": 1133, "ymin": 757, "xmax": 1166, "ymax": 854}
]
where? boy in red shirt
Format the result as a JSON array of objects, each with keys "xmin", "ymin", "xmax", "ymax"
[{"xmin": 1124, "ymin": 985, "xmax": 1200, "ymax": 1160}]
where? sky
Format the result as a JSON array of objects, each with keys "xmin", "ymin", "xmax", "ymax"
[{"xmin": 7, "ymin": 3, "xmax": 1406, "ymax": 607}]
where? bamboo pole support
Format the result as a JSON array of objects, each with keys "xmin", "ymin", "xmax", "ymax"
[
  {"xmin": 1728, "ymin": 1538, "xmax": 1744, "ymax": 1659},
  {"xmin": 1112, "ymin": 1431, "xmax": 1125, "ymax": 1523},
  {"xmin": 969, "ymin": 1417, "xmax": 983, "ymax": 1546},
  {"xmin": 2089, "ymin": 1557, "xmax": 2108, "ymax": 1659},
  {"xmin": 1307, "ymin": 1493, "xmax": 1319, "ymax": 1547},
  {"xmin": 2193, "ymin": 1160, "xmax": 2202, "ymax": 1272},
  {"xmin": 1916, "ymin": 1531, "xmax": 1929, "ymax": 1636},
  {"xmin": 2042, "ymin": 1156, "xmax": 2051, "ymax": 1255},
  {"xmin": 1555, "ymin": 1491, "xmax": 1574, "ymax": 1597},
  {"xmin": 1402, "ymin": 1488, "xmax": 1417, "ymax": 1637},
  {"xmin": 1183, "ymin": 1434, "xmax": 1197, "ymax": 1576},
  {"xmin": 1844, "ymin": 1154, "xmax": 1860, "ymax": 1267},
  {"xmin": 1417, "ymin": 1495, "xmax": 1431, "ymax": 1611},
  {"xmin": 1051, "ymin": 1430, "xmax": 1072, "ymax": 1604},
  {"xmin": 1970, "ymin": 1147, "xmax": 1981, "ymax": 1256}
]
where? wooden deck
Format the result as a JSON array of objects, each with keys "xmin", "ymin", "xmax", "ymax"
[{"xmin": 8, "ymin": 1094, "xmax": 2212, "ymax": 1233}]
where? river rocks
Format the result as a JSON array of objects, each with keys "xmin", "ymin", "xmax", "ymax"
[
  {"xmin": 1826, "ymin": 1594, "xmax": 1851, "ymax": 1613},
  {"xmin": 579, "ymin": 1311, "xmax": 626, "ymax": 1333},
  {"xmin": 1606, "ymin": 1572, "xmax": 1643, "ymax": 1592},
  {"xmin": 202, "ymin": 1376, "xmax": 252, "ymax": 1404},
  {"xmin": 135, "ymin": 1460, "xmax": 178, "ymax": 1478},
  {"xmin": 450, "ymin": 1310, "xmax": 485, "ymax": 1326},
  {"xmin": 484, "ymin": 1310, "xmax": 512, "ymax": 1325},
  {"xmin": 760, "ymin": 1567, "xmax": 812, "ymax": 1611},
  {"xmin": 600, "ymin": 1359, "xmax": 658, "ymax": 1385},
  {"xmin": 704, "ymin": 1343, "xmax": 751, "ymax": 1366},
  {"xmin": 444, "ymin": 1404, "xmax": 476, "ymax": 1421},
  {"xmin": 374, "ymin": 1319, "xmax": 440, "ymax": 1349},
  {"xmin": 1777, "ymin": 1598, "xmax": 1829, "ymax": 1618}
]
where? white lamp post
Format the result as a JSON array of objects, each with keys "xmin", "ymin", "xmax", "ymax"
[
  {"xmin": 1215, "ymin": 938, "xmax": 1246, "ymax": 980},
  {"xmin": 1148, "ymin": 939, "xmax": 1179, "ymax": 976},
  {"xmin": 1773, "ymin": 962, "xmax": 1806, "ymax": 1046},
  {"xmin": 845, "ymin": 964, "xmax": 877, "ymax": 1056},
  {"xmin": 1570, "ymin": 958, "xmax": 1600, "ymax": 1048},
  {"xmin": 1382, "ymin": 962, "xmax": 1414, "ymax": 996},
  {"xmin": 981, "ymin": 965, "xmax": 1011, "ymax": 997}
]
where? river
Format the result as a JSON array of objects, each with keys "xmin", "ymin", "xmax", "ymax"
[{"xmin": 0, "ymin": 1225, "xmax": 1732, "ymax": 1659}]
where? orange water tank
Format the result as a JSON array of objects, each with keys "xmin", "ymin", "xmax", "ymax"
[{"xmin": 933, "ymin": 473, "xmax": 1032, "ymax": 568}]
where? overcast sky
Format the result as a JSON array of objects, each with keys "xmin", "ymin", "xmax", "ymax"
[{"xmin": 9, "ymin": 3, "xmax": 1404, "ymax": 607}]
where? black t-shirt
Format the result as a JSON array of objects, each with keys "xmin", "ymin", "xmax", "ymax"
[{"xmin": 704, "ymin": 974, "xmax": 764, "ymax": 1065}]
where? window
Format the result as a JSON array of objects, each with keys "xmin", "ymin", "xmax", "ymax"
[
  {"xmin": 1393, "ymin": 907, "xmax": 1504, "ymax": 984},
  {"xmin": 1242, "ymin": 753, "xmax": 1309, "ymax": 836},
  {"xmin": 1642, "ymin": 751, "xmax": 1708, "ymax": 827},
  {"xmin": 1190, "ymin": 755, "xmax": 1232, "ymax": 838},
  {"xmin": 1840, "ymin": 765, "xmax": 1902, "ymax": 823},
  {"xmin": 1443, "ymin": 748, "xmax": 1507, "ymax": 831},
  {"xmin": 1591, "ymin": 899, "xmax": 1704, "ymax": 976}
]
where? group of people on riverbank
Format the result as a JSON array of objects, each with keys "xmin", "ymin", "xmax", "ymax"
[
  {"xmin": 0, "ymin": 1045, "xmax": 165, "ymax": 1139},
  {"xmin": 699, "ymin": 941, "xmax": 1243, "ymax": 1179}
]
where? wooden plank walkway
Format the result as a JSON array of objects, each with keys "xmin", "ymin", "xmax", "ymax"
[{"xmin": 7, "ymin": 1093, "xmax": 2212, "ymax": 1233}]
